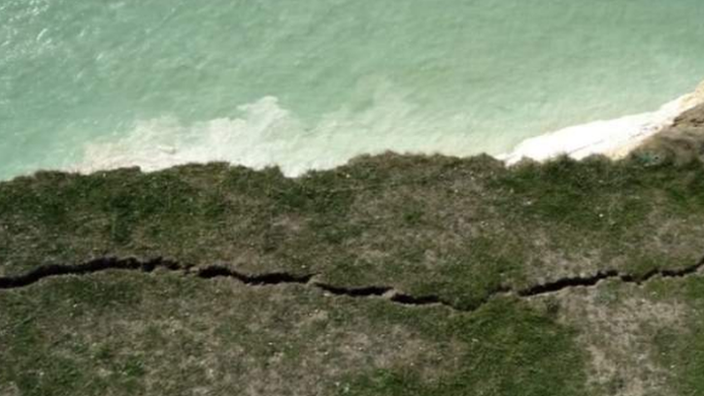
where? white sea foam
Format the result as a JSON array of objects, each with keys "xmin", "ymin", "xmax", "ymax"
[
  {"xmin": 499, "ymin": 80, "xmax": 704, "ymax": 165},
  {"xmin": 72, "ymin": 86, "xmax": 481, "ymax": 176}
]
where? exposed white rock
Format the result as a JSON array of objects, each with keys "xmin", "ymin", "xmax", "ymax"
[{"xmin": 499, "ymin": 80, "xmax": 704, "ymax": 165}]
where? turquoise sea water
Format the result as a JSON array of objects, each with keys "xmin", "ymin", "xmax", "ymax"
[{"xmin": 1, "ymin": 0, "xmax": 703, "ymax": 179}]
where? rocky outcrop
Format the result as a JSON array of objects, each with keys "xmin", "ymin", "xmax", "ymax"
[{"xmin": 633, "ymin": 101, "xmax": 704, "ymax": 164}]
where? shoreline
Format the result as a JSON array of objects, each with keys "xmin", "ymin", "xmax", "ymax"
[
  {"xmin": 68, "ymin": 80, "xmax": 700, "ymax": 177},
  {"xmin": 3, "ymin": 82, "xmax": 704, "ymax": 182}
]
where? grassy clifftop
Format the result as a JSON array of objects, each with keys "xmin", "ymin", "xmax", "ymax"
[
  {"xmin": 1, "ymin": 105, "xmax": 704, "ymax": 395},
  {"xmin": 2, "ymin": 153, "xmax": 704, "ymax": 307}
]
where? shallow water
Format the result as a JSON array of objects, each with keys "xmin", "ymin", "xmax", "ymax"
[{"xmin": 1, "ymin": 0, "xmax": 703, "ymax": 179}]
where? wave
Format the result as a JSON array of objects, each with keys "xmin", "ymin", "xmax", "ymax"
[
  {"xmin": 499, "ymin": 80, "xmax": 704, "ymax": 165},
  {"xmin": 72, "ymin": 86, "xmax": 485, "ymax": 177}
]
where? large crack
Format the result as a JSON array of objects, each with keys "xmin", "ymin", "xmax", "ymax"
[
  {"xmin": 0, "ymin": 255, "xmax": 703, "ymax": 313},
  {"xmin": 0, "ymin": 258, "xmax": 314, "ymax": 289},
  {"xmin": 197, "ymin": 265, "xmax": 315, "ymax": 285},
  {"xmin": 0, "ymin": 257, "xmax": 464, "ymax": 310},
  {"xmin": 518, "ymin": 257, "xmax": 704, "ymax": 297},
  {"xmin": 314, "ymin": 283, "xmax": 449, "ymax": 308},
  {"xmin": 0, "ymin": 258, "xmax": 174, "ymax": 289}
]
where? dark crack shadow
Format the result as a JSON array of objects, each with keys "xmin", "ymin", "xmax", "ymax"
[
  {"xmin": 1, "ymin": 254, "xmax": 703, "ymax": 313},
  {"xmin": 518, "ymin": 256, "xmax": 704, "ymax": 297},
  {"xmin": 197, "ymin": 265, "xmax": 315, "ymax": 285}
]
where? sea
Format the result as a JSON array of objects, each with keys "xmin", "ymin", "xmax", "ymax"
[{"xmin": 1, "ymin": 0, "xmax": 703, "ymax": 180}]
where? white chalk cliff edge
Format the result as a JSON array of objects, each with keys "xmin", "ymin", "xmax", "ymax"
[{"xmin": 499, "ymin": 80, "xmax": 704, "ymax": 165}]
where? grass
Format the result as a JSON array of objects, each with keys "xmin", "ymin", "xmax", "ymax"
[
  {"xmin": 2, "ymin": 154, "xmax": 704, "ymax": 300},
  {"xmin": 646, "ymin": 276, "xmax": 704, "ymax": 395},
  {"xmin": 1, "ymin": 147, "xmax": 704, "ymax": 394},
  {"xmin": 0, "ymin": 271, "xmax": 587, "ymax": 396},
  {"xmin": 341, "ymin": 297, "xmax": 587, "ymax": 396}
]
